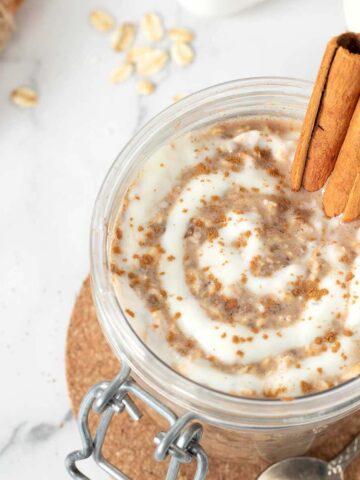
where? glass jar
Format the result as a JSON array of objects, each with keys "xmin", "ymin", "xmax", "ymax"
[{"xmin": 90, "ymin": 77, "xmax": 360, "ymax": 466}]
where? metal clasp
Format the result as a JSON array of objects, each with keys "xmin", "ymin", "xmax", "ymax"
[{"xmin": 65, "ymin": 357, "xmax": 208, "ymax": 480}]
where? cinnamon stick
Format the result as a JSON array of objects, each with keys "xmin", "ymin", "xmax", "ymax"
[
  {"xmin": 323, "ymin": 98, "xmax": 360, "ymax": 217},
  {"xmin": 291, "ymin": 33, "xmax": 360, "ymax": 192},
  {"xmin": 290, "ymin": 37, "xmax": 338, "ymax": 191},
  {"xmin": 343, "ymin": 172, "xmax": 360, "ymax": 222}
]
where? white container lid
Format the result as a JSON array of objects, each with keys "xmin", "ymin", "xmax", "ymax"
[
  {"xmin": 343, "ymin": 0, "xmax": 360, "ymax": 31},
  {"xmin": 177, "ymin": 0, "xmax": 266, "ymax": 16}
]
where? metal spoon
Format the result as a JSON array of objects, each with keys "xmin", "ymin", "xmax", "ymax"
[{"xmin": 258, "ymin": 433, "xmax": 360, "ymax": 480}]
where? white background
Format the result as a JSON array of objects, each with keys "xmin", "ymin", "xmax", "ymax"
[{"xmin": 0, "ymin": 0, "xmax": 346, "ymax": 478}]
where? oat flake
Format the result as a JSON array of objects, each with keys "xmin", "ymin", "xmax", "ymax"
[
  {"xmin": 126, "ymin": 46, "xmax": 152, "ymax": 63},
  {"xmin": 168, "ymin": 27, "xmax": 194, "ymax": 43},
  {"xmin": 136, "ymin": 80, "xmax": 156, "ymax": 95},
  {"xmin": 89, "ymin": 10, "xmax": 114, "ymax": 32},
  {"xmin": 136, "ymin": 49, "xmax": 168, "ymax": 76},
  {"xmin": 11, "ymin": 86, "xmax": 38, "ymax": 107},
  {"xmin": 111, "ymin": 63, "xmax": 134, "ymax": 84},
  {"xmin": 140, "ymin": 12, "xmax": 164, "ymax": 42},
  {"xmin": 170, "ymin": 42, "xmax": 194, "ymax": 66},
  {"xmin": 112, "ymin": 23, "xmax": 136, "ymax": 52}
]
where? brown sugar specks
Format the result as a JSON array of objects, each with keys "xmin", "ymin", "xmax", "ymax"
[
  {"xmin": 241, "ymin": 273, "xmax": 248, "ymax": 285},
  {"xmin": 300, "ymin": 380, "xmax": 313, "ymax": 394},
  {"xmin": 233, "ymin": 231, "xmax": 251, "ymax": 249},
  {"xmin": 249, "ymin": 255, "xmax": 261, "ymax": 276},
  {"xmin": 166, "ymin": 331, "xmax": 175, "ymax": 344},
  {"xmin": 340, "ymin": 254, "xmax": 353, "ymax": 265},
  {"xmin": 263, "ymin": 386, "xmax": 288, "ymax": 399},
  {"xmin": 224, "ymin": 298, "xmax": 238, "ymax": 312},
  {"xmin": 225, "ymin": 153, "xmax": 244, "ymax": 167},
  {"xmin": 291, "ymin": 279, "xmax": 329, "ymax": 301},
  {"xmin": 110, "ymin": 263, "xmax": 125, "ymax": 276},
  {"xmin": 267, "ymin": 167, "xmax": 282, "ymax": 178},
  {"xmin": 125, "ymin": 308, "xmax": 135, "ymax": 318},
  {"xmin": 325, "ymin": 330, "xmax": 337, "ymax": 343},
  {"xmin": 112, "ymin": 244, "xmax": 122, "ymax": 254},
  {"xmin": 194, "ymin": 162, "xmax": 210, "ymax": 176},
  {"xmin": 346, "ymin": 272, "xmax": 355, "ymax": 282},
  {"xmin": 207, "ymin": 227, "xmax": 219, "ymax": 241},
  {"xmin": 139, "ymin": 254, "xmax": 154, "ymax": 267}
]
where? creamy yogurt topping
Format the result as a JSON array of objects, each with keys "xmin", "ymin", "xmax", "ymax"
[{"xmin": 110, "ymin": 118, "xmax": 360, "ymax": 398}]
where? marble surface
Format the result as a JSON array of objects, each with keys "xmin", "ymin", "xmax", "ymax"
[{"xmin": 0, "ymin": 0, "xmax": 347, "ymax": 478}]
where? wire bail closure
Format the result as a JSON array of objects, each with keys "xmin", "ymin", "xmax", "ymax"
[{"xmin": 65, "ymin": 355, "xmax": 208, "ymax": 480}]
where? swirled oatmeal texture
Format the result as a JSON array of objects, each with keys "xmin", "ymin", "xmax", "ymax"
[{"xmin": 110, "ymin": 118, "xmax": 360, "ymax": 399}]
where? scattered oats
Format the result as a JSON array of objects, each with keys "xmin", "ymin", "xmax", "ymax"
[
  {"xmin": 126, "ymin": 46, "xmax": 152, "ymax": 63},
  {"xmin": 172, "ymin": 93, "xmax": 187, "ymax": 103},
  {"xmin": 112, "ymin": 23, "xmax": 136, "ymax": 52},
  {"xmin": 111, "ymin": 63, "xmax": 134, "ymax": 84},
  {"xmin": 168, "ymin": 27, "xmax": 194, "ymax": 43},
  {"xmin": 136, "ymin": 48, "xmax": 168, "ymax": 76},
  {"xmin": 141, "ymin": 12, "xmax": 164, "ymax": 42},
  {"xmin": 171, "ymin": 41, "xmax": 194, "ymax": 66},
  {"xmin": 11, "ymin": 86, "xmax": 38, "ymax": 107},
  {"xmin": 89, "ymin": 10, "xmax": 114, "ymax": 32},
  {"xmin": 136, "ymin": 80, "xmax": 156, "ymax": 95},
  {"xmin": 93, "ymin": 11, "xmax": 196, "ymax": 95}
]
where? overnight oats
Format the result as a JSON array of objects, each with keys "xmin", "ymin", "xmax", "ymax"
[{"xmin": 109, "ymin": 116, "xmax": 360, "ymax": 400}]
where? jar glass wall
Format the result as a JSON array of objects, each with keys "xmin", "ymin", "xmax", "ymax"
[{"xmin": 90, "ymin": 78, "xmax": 360, "ymax": 463}]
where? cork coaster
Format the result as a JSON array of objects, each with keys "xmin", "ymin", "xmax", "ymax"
[{"xmin": 66, "ymin": 277, "xmax": 360, "ymax": 479}]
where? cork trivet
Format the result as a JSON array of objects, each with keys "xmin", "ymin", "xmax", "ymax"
[{"xmin": 66, "ymin": 277, "xmax": 360, "ymax": 479}]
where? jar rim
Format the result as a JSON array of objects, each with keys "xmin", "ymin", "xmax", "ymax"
[{"xmin": 90, "ymin": 77, "xmax": 360, "ymax": 429}]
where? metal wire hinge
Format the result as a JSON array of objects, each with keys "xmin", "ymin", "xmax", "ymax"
[{"xmin": 65, "ymin": 358, "xmax": 209, "ymax": 480}]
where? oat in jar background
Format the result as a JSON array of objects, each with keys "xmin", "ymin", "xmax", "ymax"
[{"xmin": 0, "ymin": 0, "xmax": 356, "ymax": 479}]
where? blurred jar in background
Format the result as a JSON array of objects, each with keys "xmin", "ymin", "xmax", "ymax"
[
  {"xmin": 343, "ymin": 0, "xmax": 360, "ymax": 31},
  {"xmin": 177, "ymin": 0, "xmax": 267, "ymax": 16}
]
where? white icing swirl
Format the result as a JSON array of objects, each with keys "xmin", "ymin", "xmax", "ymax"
[{"xmin": 111, "ymin": 119, "xmax": 360, "ymax": 398}]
